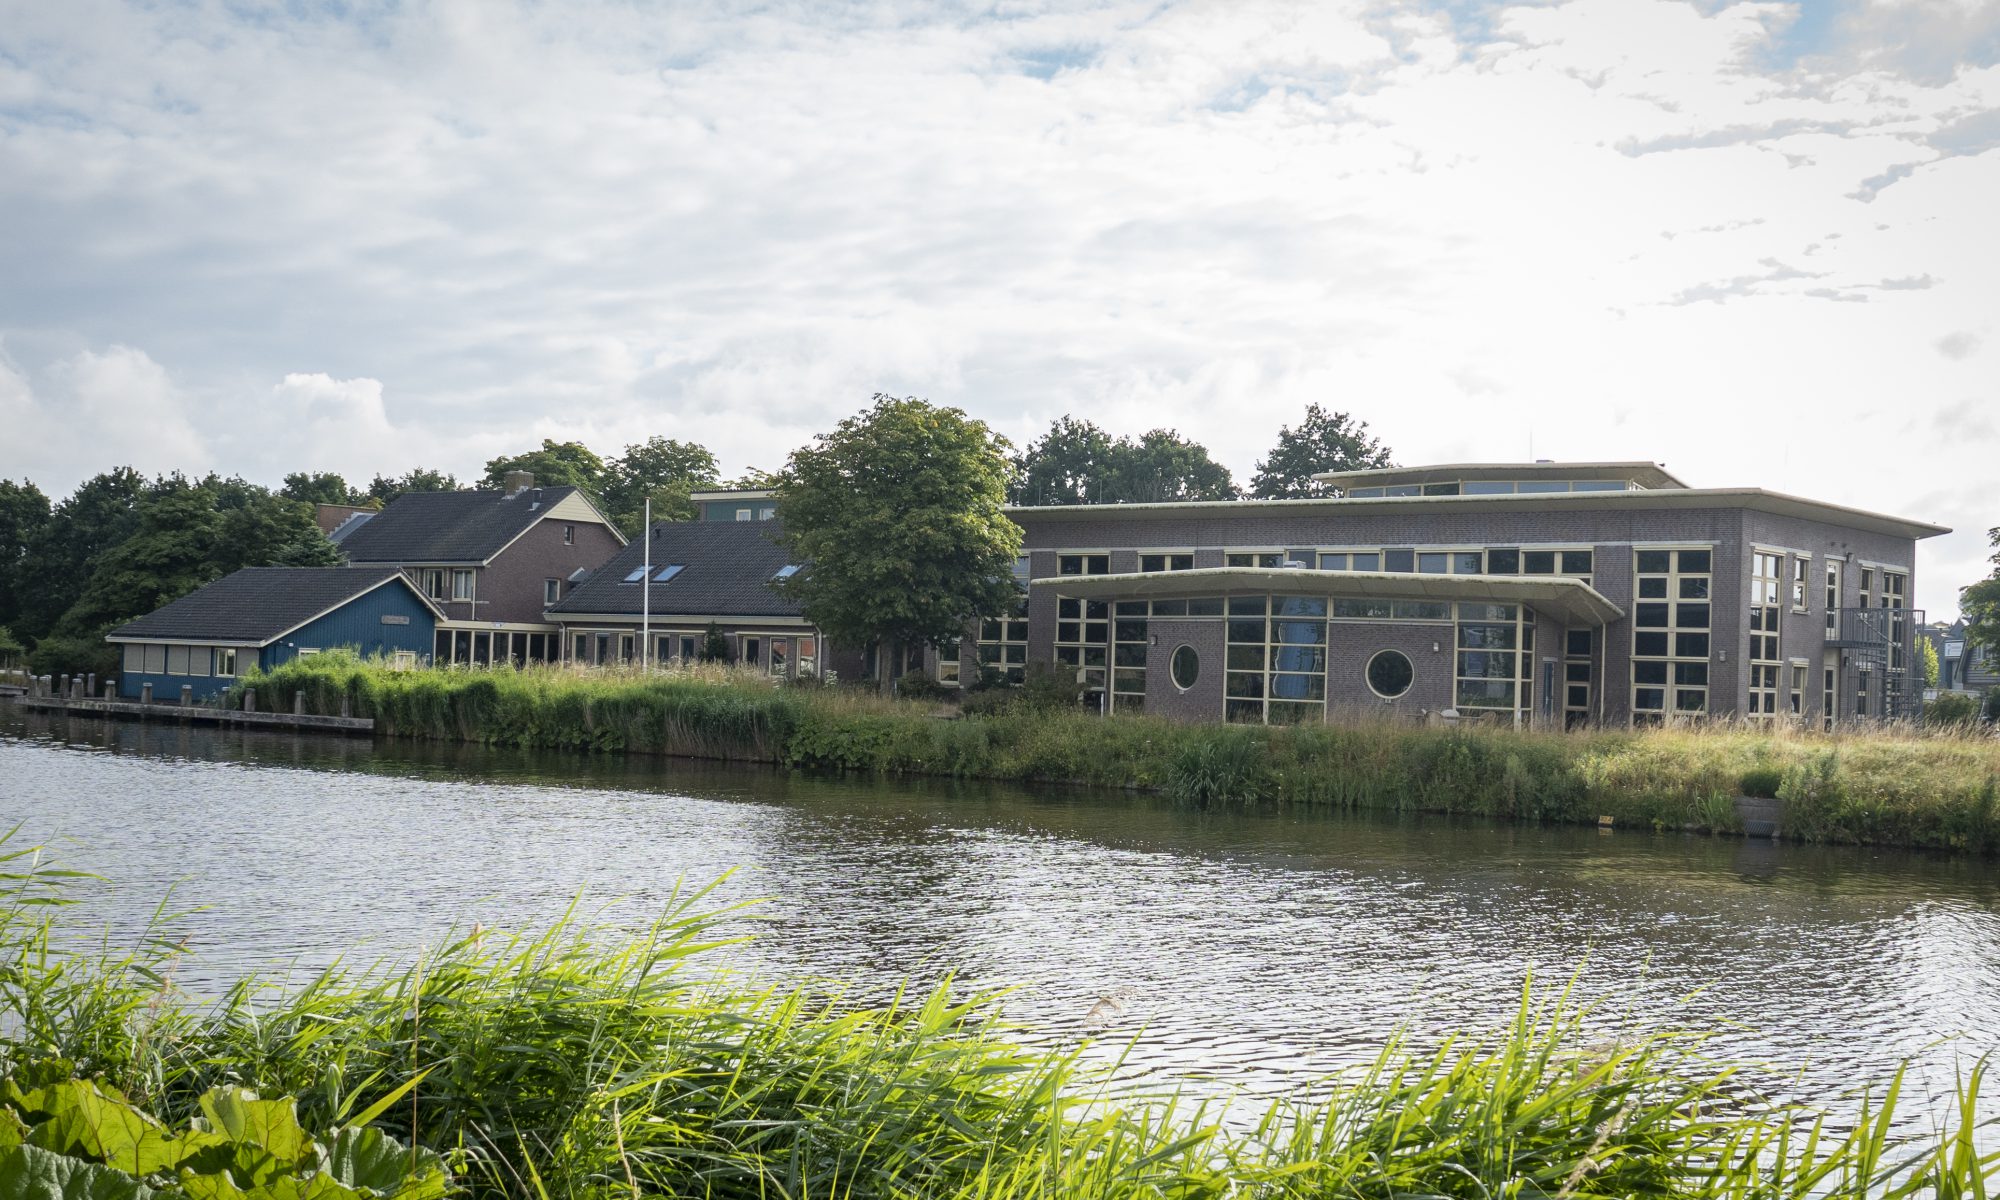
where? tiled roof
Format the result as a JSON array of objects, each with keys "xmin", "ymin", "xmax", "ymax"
[
  {"xmin": 107, "ymin": 568, "xmax": 421, "ymax": 645},
  {"xmin": 339, "ymin": 488, "xmax": 581, "ymax": 563},
  {"xmin": 548, "ymin": 520, "xmax": 805, "ymax": 618}
]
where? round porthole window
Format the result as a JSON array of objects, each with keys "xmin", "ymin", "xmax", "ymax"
[
  {"xmin": 1170, "ymin": 644, "xmax": 1200, "ymax": 690},
  {"xmin": 1366, "ymin": 649, "xmax": 1414, "ymax": 699}
]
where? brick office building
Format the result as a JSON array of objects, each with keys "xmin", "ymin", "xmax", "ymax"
[{"xmin": 953, "ymin": 462, "xmax": 1945, "ymax": 728}]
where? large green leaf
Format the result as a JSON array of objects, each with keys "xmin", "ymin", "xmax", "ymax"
[
  {"xmin": 323, "ymin": 1129, "xmax": 446, "ymax": 1200},
  {"xmin": 195, "ymin": 1092, "xmax": 311, "ymax": 1172},
  {"xmin": 0, "ymin": 1109, "xmax": 29, "ymax": 1150},
  {"xmin": 0, "ymin": 1144, "xmax": 157, "ymax": 1200},
  {"xmin": 21, "ymin": 1081, "xmax": 225, "ymax": 1178}
]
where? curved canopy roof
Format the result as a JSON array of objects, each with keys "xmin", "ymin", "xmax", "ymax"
[
  {"xmin": 1310, "ymin": 461, "xmax": 1686, "ymax": 490},
  {"xmin": 1034, "ymin": 567, "xmax": 1625, "ymax": 627}
]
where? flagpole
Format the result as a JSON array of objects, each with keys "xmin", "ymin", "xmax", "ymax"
[{"xmin": 641, "ymin": 496, "xmax": 651, "ymax": 673}]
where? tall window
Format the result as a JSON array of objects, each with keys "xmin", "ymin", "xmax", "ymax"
[
  {"xmin": 1822, "ymin": 665, "xmax": 1836, "ymax": 731},
  {"xmin": 1456, "ymin": 602, "xmax": 1520, "ymax": 714},
  {"xmin": 1824, "ymin": 561, "xmax": 1842, "ymax": 638},
  {"xmin": 1791, "ymin": 555, "xmax": 1811, "ymax": 612},
  {"xmin": 1631, "ymin": 548, "xmax": 1712, "ymax": 722},
  {"xmin": 1225, "ymin": 595, "xmax": 1326, "ymax": 725},
  {"xmin": 797, "ymin": 636, "xmax": 817, "ymax": 678},
  {"xmin": 544, "ymin": 578, "xmax": 560, "ymax": 604},
  {"xmin": 936, "ymin": 638, "xmax": 961, "ymax": 687},
  {"xmin": 977, "ymin": 598, "xmax": 1029, "ymax": 685},
  {"xmin": 452, "ymin": 570, "xmax": 475, "ymax": 601},
  {"xmin": 1748, "ymin": 550, "xmax": 1783, "ymax": 718},
  {"xmin": 563, "ymin": 524, "xmax": 575, "ymax": 544},
  {"xmin": 1112, "ymin": 603, "xmax": 1148, "ymax": 713},
  {"xmin": 423, "ymin": 569, "xmax": 447, "ymax": 600},
  {"xmin": 1055, "ymin": 597, "xmax": 1109, "ymax": 711},
  {"xmin": 769, "ymin": 637, "xmax": 789, "ymax": 677},
  {"xmin": 1564, "ymin": 628, "xmax": 1593, "ymax": 728}
]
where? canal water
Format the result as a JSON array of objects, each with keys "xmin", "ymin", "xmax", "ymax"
[{"xmin": 3, "ymin": 703, "xmax": 1997, "ymax": 1121}]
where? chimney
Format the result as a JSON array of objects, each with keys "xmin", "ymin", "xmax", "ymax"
[{"xmin": 504, "ymin": 470, "xmax": 534, "ymax": 496}]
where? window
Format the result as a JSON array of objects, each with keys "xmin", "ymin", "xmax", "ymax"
[
  {"xmin": 1456, "ymin": 602, "xmax": 1520, "ymax": 712},
  {"xmin": 1226, "ymin": 595, "xmax": 1327, "ymax": 725},
  {"xmin": 736, "ymin": 508, "xmax": 752, "ymax": 521},
  {"xmin": 167, "ymin": 645, "xmax": 190, "ymax": 675},
  {"xmin": 1227, "ymin": 551, "xmax": 1285, "ymax": 568},
  {"xmin": 1631, "ymin": 548, "xmax": 1712, "ymax": 722},
  {"xmin": 559, "ymin": 524, "xmax": 574, "ymax": 545},
  {"xmin": 214, "ymin": 648, "xmax": 237, "ymax": 677},
  {"xmin": 1012, "ymin": 556, "xmax": 1032, "ymax": 584},
  {"xmin": 797, "ymin": 636, "xmax": 817, "ymax": 678},
  {"xmin": 1748, "ymin": 550, "xmax": 1783, "ymax": 719},
  {"xmin": 770, "ymin": 637, "xmax": 790, "ymax": 677},
  {"xmin": 759, "ymin": 506, "xmax": 776, "ymax": 520},
  {"xmin": 1383, "ymin": 549, "xmax": 1415, "ymax": 573},
  {"xmin": 741, "ymin": 636, "xmax": 761, "ymax": 666},
  {"xmin": 423, "ymin": 569, "xmax": 448, "ymax": 600},
  {"xmin": 937, "ymin": 638, "xmax": 962, "ymax": 687},
  {"xmin": 143, "ymin": 644, "xmax": 166, "ymax": 673},
  {"xmin": 655, "ymin": 564, "xmax": 685, "ymax": 583},
  {"xmin": 1790, "ymin": 664, "xmax": 1807, "ymax": 715},
  {"xmin": 1171, "ymin": 645, "xmax": 1200, "ymax": 690},
  {"xmin": 1059, "ymin": 553, "xmax": 1109, "ymax": 575},
  {"xmin": 1111, "ymin": 603, "xmax": 1147, "ymax": 713},
  {"xmin": 1056, "ymin": 595, "xmax": 1110, "ymax": 711},
  {"xmin": 1823, "ymin": 665, "xmax": 1836, "ymax": 731},
  {"xmin": 1791, "ymin": 555, "xmax": 1811, "ymax": 612},
  {"xmin": 1366, "ymin": 649, "xmax": 1414, "ymax": 699},
  {"xmin": 122, "ymin": 644, "xmax": 141, "ymax": 673},
  {"xmin": 773, "ymin": 564, "xmax": 802, "ymax": 580},
  {"xmin": 545, "ymin": 578, "xmax": 561, "ymax": 604},
  {"xmin": 623, "ymin": 567, "xmax": 649, "ymax": 583},
  {"xmin": 452, "ymin": 570, "xmax": 474, "ymax": 601},
  {"xmin": 189, "ymin": 646, "xmax": 210, "ymax": 677},
  {"xmin": 977, "ymin": 597, "xmax": 1030, "ymax": 685},
  {"xmin": 1825, "ymin": 561, "xmax": 1842, "ymax": 638},
  {"xmin": 1140, "ymin": 553, "xmax": 1194, "ymax": 572}
]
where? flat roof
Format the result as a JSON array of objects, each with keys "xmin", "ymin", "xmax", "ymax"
[
  {"xmin": 691, "ymin": 489, "xmax": 776, "ymax": 502},
  {"xmin": 1311, "ymin": 461, "xmax": 1687, "ymax": 490},
  {"xmin": 1004, "ymin": 487, "xmax": 1949, "ymax": 540},
  {"xmin": 1033, "ymin": 567, "xmax": 1625, "ymax": 627}
]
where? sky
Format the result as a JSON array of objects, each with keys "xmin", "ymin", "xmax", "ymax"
[{"xmin": 0, "ymin": 0, "xmax": 1994, "ymax": 617}]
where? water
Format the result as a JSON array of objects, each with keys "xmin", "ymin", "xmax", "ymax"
[{"xmin": 3, "ymin": 703, "xmax": 1998, "ymax": 1120}]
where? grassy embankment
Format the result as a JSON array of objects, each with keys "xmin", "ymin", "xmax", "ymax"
[
  {"xmin": 230, "ymin": 653, "xmax": 2000, "ymax": 853},
  {"xmin": 2, "ymin": 836, "xmax": 1995, "ymax": 1199}
]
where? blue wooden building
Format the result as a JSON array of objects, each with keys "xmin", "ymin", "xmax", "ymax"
[{"xmin": 106, "ymin": 567, "xmax": 443, "ymax": 701}]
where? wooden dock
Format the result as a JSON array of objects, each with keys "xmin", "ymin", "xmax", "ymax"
[{"xmin": 15, "ymin": 694, "xmax": 374, "ymax": 735}]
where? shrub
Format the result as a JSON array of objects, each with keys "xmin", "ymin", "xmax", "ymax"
[
  {"xmin": 958, "ymin": 687, "xmax": 1018, "ymax": 718},
  {"xmin": 25, "ymin": 632, "xmax": 120, "ymax": 680},
  {"xmin": 1925, "ymin": 691, "xmax": 1982, "ymax": 728},
  {"xmin": 1988, "ymin": 688, "xmax": 2000, "ymax": 722},
  {"xmin": 894, "ymin": 669, "xmax": 950, "ymax": 701},
  {"xmin": 1018, "ymin": 660, "xmax": 1083, "ymax": 713},
  {"xmin": 1168, "ymin": 730, "xmax": 1268, "ymax": 805},
  {"xmin": 1739, "ymin": 764, "xmax": 1785, "ymax": 799}
]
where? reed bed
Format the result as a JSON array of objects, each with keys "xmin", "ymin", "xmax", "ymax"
[
  {"xmin": 2, "ymin": 835, "xmax": 1995, "ymax": 1199},
  {"xmin": 229, "ymin": 653, "xmax": 2000, "ymax": 853}
]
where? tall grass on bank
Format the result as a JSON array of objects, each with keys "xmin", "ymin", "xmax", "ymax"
[
  {"xmin": 4, "ymin": 836, "xmax": 1997, "ymax": 1198},
  {"xmin": 230, "ymin": 652, "xmax": 2000, "ymax": 853}
]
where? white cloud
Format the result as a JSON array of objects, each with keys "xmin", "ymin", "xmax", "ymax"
[
  {"xmin": 0, "ymin": 344, "xmax": 209, "ymax": 485},
  {"xmin": 0, "ymin": 0, "xmax": 1993, "ymax": 614}
]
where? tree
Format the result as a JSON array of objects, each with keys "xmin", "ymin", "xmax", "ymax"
[
  {"xmin": 1008, "ymin": 419, "xmax": 1237, "ymax": 505},
  {"xmin": 366, "ymin": 467, "xmax": 460, "ymax": 503},
  {"xmin": 15, "ymin": 468, "xmax": 147, "ymax": 640},
  {"xmin": 603, "ymin": 437, "xmax": 720, "ymax": 533},
  {"xmin": 724, "ymin": 467, "xmax": 783, "ymax": 492},
  {"xmin": 280, "ymin": 472, "xmax": 366, "ymax": 507},
  {"xmin": 1961, "ymin": 527, "xmax": 2000, "ymax": 664},
  {"xmin": 699, "ymin": 622, "xmax": 732, "ymax": 664},
  {"xmin": 1918, "ymin": 636, "xmax": 1940, "ymax": 690},
  {"xmin": 481, "ymin": 440, "xmax": 607, "ymax": 496},
  {"xmin": 775, "ymin": 395, "xmax": 1023, "ymax": 692},
  {"xmin": 0, "ymin": 479, "xmax": 51, "ymax": 634},
  {"xmin": 1250, "ymin": 405, "xmax": 1394, "ymax": 499}
]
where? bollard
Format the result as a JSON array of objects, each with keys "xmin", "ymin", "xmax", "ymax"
[
  {"xmin": 293, "ymin": 690, "xmax": 304, "ymax": 716},
  {"xmin": 68, "ymin": 675, "xmax": 79, "ymax": 700},
  {"xmin": 86, "ymin": 672, "xmax": 96, "ymax": 698},
  {"xmin": 38, "ymin": 675, "xmax": 50, "ymax": 699},
  {"xmin": 339, "ymin": 693, "xmax": 352, "ymax": 719},
  {"xmin": 181, "ymin": 684, "xmax": 193, "ymax": 708},
  {"xmin": 140, "ymin": 682, "xmax": 153, "ymax": 705},
  {"xmin": 103, "ymin": 681, "xmax": 114, "ymax": 701},
  {"xmin": 243, "ymin": 688, "xmax": 256, "ymax": 713}
]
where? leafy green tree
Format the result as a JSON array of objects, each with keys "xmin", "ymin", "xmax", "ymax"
[
  {"xmin": 15, "ymin": 468, "xmax": 147, "ymax": 640},
  {"xmin": 0, "ymin": 624, "xmax": 23, "ymax": 669},
  {"xmin": 724, "ymin": 467, "xmax": 783, "ymax": 491},
  {"xmin": 0, "ymin": 479, "xmax": 51, "ymax": 635},
  {"xmin": 699, "ymin": 622, "xmax": 732, "ymax": 663},
  {"xmin": 481, "ymin": 440, "xmax": 608, "ymax": 496},
  {"xmin": 1009, "ymin": 419, "xmax": 1236, "ymax": 505},
  {"xmin": 603, "ymin": 437, "xmax": 720, "ymax": 533},
  {"xmin": 1250, "ymin": 404, "xmax": 1394, "ymax": 498},
  {"xmin": 281, "ymin": 471, "xmax": 366, "ymax": 507},
  {"xmin": 775, "ymin": 395, "xmax": 1023, "ymax": 691},
  {"xmin": 366, "ymin": 467, "xmax": 460, "ymax": 503},
  {"xmin": 1107, "ymin": 429, "xmax": 1238, "ymax": 503},
  {"xmin": 1961, "ymin": 527, "xmax": 2000, "ymax": 664},
  {"xmin": 1918, "ymin": 636, "xmax": 1940, "ymax": 690}
]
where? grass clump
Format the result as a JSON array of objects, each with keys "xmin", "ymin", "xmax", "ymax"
[
  {"xmin": 4, "ymin": 834, "xmax": 1999, "ymax": 1199},
  {"xmin": 229, "ymin": 653, "xmax": 2000, "ymax": 853}
]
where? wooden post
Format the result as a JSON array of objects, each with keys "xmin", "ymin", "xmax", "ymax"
[
  {"xmin": 140, "ymin": 682, "xmax": 153, "ymax": 705},
  {"xmin": 37, "ymin": 675, "xmax": 50, "ymax": 698},
  {"xmin": 293, "ymin": 690, "xmax": 305, "ymax": 716},
  {"xmin": 339, "ymin": 693, "xmax": 352, "ymax": 719},
  {"xmin": 244, "ymin": 688, "xmax": 256, "ymax": 713},
  {"xmin": 103, "ymin": 681, "xmax": 114, "ymax": 701},
  {"xmin": 85, "ymin": 672, "xmax": 96, "ymax": 698},
  {"xmin": 180, "ymin": 684, "xmax": 193, "ymax": 708}
]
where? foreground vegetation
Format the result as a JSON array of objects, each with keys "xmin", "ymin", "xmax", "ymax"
[
  {"xmin": 230, "ymin": 654, "xmax": 2000, "ymax": 854},
  {"xmin": 3, "ymin": 838, "xmax": 1996, "ymax": 1200}
]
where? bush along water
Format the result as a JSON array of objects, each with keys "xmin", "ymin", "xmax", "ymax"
[
  {"xmin": 2, "ymin": 835, "xmax": 1997, "ymax": 1200},
  {"xmin": 227, "ymin": 652, "xmax": 2000, "ymax": 853}
]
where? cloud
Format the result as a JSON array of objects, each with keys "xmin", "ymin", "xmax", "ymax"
[
  {"xmin": 0, "ymin": 344, "xmax": 209, "ymax": 487},
  {"xmin": 1936, "ymin": 330, "xmax": 1985, "ymax": 358}
]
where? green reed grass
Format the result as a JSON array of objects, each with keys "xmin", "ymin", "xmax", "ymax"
[
  {"xmin": 229, "ymin": 652, "xmax": 2000, "ymax": 853},
  {"xmin": 2, "ymin": 834, "xmax": 1997, "ymax": 1199}
]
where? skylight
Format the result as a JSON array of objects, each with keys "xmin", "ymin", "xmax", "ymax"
[
  {"xmin": 773, "ymin": 564, "xmax": 801, "ymax": 580},
  {"xmin": 622, "ymin": 567, "xmax": 647, "ymax": 583},
  {"xmin": 655, "ymin": 564, "xmax": 685, "ymax": 583}
]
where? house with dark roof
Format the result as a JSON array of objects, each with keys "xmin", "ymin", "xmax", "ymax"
[
  {"xmin": 106, "ymin": 567, "xmax": 443, "ymax": 701},
  {"xmin": 545, "ymin": 519, "xmax": 859, "ymax": 680},
  {"xmin": 338, "ymin": 472, "xmax": 625, "ymax": 666}
]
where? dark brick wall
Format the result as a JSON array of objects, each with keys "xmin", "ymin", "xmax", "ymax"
[
  {"xmin": 418, "ymin": 517, "xmax": 624, "ymax": 627},
  {"xmin": 1324, "ymin": 622, "xmax": 1452, "ymax": 719},
  {"xmin": 1144, "ymin": 618, "xmax": 1225, "ymax": 721}
]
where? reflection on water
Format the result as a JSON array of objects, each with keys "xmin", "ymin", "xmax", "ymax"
[{"xmin": 3, "ymin": 703, "xmax": 1998, "ymax": 1120}]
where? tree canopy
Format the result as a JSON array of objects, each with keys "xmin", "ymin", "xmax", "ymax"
[
  {"xmin": 775, "ymin": 395, "xmax": 1023, "ymax": 687},
  {"xmin": 601, "ymin": 437, "xmax": 721, "ymax": 532},
  {"xmin": 366, "ymin": 468, "xmax": 461, "ymax": 504},
  {"xmin": 1009, "ymin": 419, "xmax": 1238, "ymax": 505},
  {"xmin": 1961, "ymin": 526, "xmax": 2000, "ymax": 664},
  {"xmin": 280, "ymin": 471, "xmax": 368, "ymax": 507},
  {"xmin": 481, "ymin": 440, "xmax": 608, "ymax": 495},
  {"xmin": 1249, "ymin": 405, "xmax": 1394, "ymax": 499}
]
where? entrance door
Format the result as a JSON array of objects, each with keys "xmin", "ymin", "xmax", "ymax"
[{"xmin": 741, "ymin": 637, "xmax": 762, "ymax": 668}]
